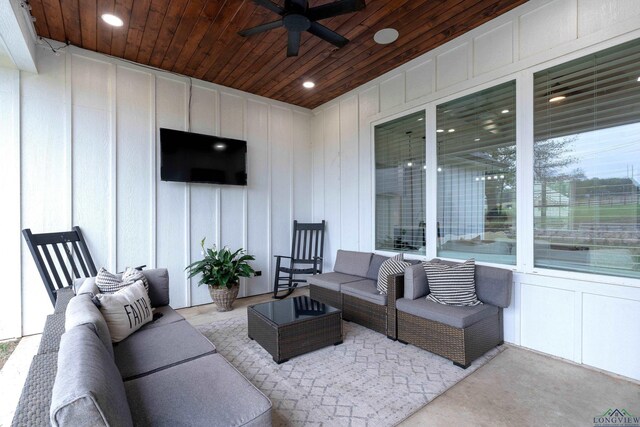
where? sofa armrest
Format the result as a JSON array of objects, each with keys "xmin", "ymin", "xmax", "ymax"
[{"xmin": 386, "ymin": 273, "xmax": 404, "ymax": 340}]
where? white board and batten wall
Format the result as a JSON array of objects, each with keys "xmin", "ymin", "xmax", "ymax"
[
  {"xmin": 0, "ymin": 46, "xmax": 312, "ymax": 339},
  {"xmin": 311, "ymin": 0, "xmax": 640, "ymax": 381}
]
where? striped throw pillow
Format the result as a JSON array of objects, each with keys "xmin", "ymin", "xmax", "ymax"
[
  {"xmin": 424, "ymin": 259, "xmax": 482, "ymax": 306},
  {"xmin": 377, "ymin": 254, "xmax": 410, "ymax": 295},
  {"xmin": 122, "ymin": 267, "xmax": 149, "ymax": 294},
  {"xmin": 95, "ymin": 268, "xmax": 125, "ymax": 294}
]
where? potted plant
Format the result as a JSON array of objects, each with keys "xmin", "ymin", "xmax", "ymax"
[{"xmin": 186, "ymin": 238, "xmax": 255, "ymax": 312}]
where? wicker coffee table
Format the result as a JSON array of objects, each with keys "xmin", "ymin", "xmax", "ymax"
[{"xmin": 247, "ymin": 296, "xmax": 342, "ymax": 363}]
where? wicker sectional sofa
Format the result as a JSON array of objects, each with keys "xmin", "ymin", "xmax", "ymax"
[
  {"xmin": 397, "ymin": 260, "xmax": 513, "ymax": 368},
  {"xmin": 308, "ymin": 250, "xmax": 407, "ymax": 338},
  {"xmin": 12, "ymin": 270, "xmax": 272, "ymax": 427}
]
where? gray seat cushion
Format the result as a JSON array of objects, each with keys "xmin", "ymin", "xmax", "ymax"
[
  {"xmin": 308, "ymin": 272, "xmax": 363, "ymax": 292},
  {"xmin": 365, "ymin": 254, "xmax": 389, "ymax": 280},
  {"xmin": 333, "ymin": 250, "xmax": 373, "ymax": 277},
  {"xmin": 114, "ymin": 320, "xmax": 216, "ymax": 380},
  {"xmin": 476, "ymin": 264, "xmax": 513, "ymax": 308},
  {"xmin": 396, "ymin": 297, "xmax": 499, "ymax": 329},
  {"xmin": 50, "ymin": 324, "xmax": 133, "ymax": 427},
  {"xmin": 341, "ymin": 279, "xmax": 387, "ymax": 306},
  {"xmin": 65, "ymin": 293, "xmax": 114, "ymax": 358},
  {"xmin": 124, "ymin": 353, "xmax": 272, "ymax": 427},
  {"xmin": 138, "ymin": 305, "xmax": 184, "ymax": 331}
]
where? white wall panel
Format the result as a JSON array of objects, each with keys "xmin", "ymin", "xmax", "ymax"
[
  {"xmin": 323, "ymin": 104, "xmax": 341, "ymax": 270},
  {"xmin": 293, "ymin": 110, "xmax": 312, "ymax": 222},
  {"xmin": 72, "ymin": 56, "xmax": 112, "ymax": 273},
  {"xmin": 339, "ymin": 96, "xmax": 359, "ymax": 250},
  {"xmin": 116, "ymin": 67, "xmax": 153, "ymax": 271},
  {"xmin": 519, "ymin": 0, "xmax": 577, "ymax": 59},
  {"xmin": 311, "ymin": 111, "xmax": 325, "ymax": 223},
  {"xmin": 379, "ymin": 74, "xmax": 405, "ymax": 111},
  {"xmin": 155, "ymin": 77, "xmax": 189, "ymax": 309},
  {"xmin": 473, "ymin": 23, "xmax": 513, "ymax": 76},
  {"xmin": 270, "ymin": 105, "xmax": 293, "ymax": 272},
  {"xmin": 20, "ymin": 52, "xmax": 68, "ymax": 335},
  {"xmin": 582, "ymin": 293, "xmax": 640, "ymax": 380},
  {"xmin": 0, "ymin": 67, "xmax": 21, "ymax": 338},
  {"xmin": 405, "ymin": 60, "xmax": 433, "ymax": 102},
  {"xmin": 578, "ymin": 0, "xmax": 640, "ymax": 37},
  {"xmin": 520, "ymin": 284, "xmax": 575, "ymax": 361},
  {"xmin": 246, "ymin": 100, "xmax": 270, "ymax": 295},
  {"xmin": 436, "ymin": 43, "xmax": 469, "ymax": 90},
  {"xmin": 357, "ymin": 87, "xmax": 379, "ymax": 252}
]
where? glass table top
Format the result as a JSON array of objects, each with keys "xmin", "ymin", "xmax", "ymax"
[{"xmin": 250, "ymin": 296, "xmax": 340, "ymax": 326}]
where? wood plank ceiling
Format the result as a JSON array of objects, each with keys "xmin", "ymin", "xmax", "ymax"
[{"xmin": 29, "ymin": 0, "xmax": 528, "ymax": 109}]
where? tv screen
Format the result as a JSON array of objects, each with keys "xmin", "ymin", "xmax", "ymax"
[{"xmin": 160, "ymin": 128, "xmax": 247, "ymax": 186}]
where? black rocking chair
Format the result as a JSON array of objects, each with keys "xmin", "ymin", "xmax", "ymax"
[
  {"xmin": 22, "ymin": 226, "xmax": 98, "ymax": 307},
  {"xmin": 273, "ymin": 220, "xmax": 325, "ymax": 299}
]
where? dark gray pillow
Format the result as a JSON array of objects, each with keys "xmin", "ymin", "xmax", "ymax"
[
  {"xmin": 366, "ymin": 254, "xmax": 389, "ymax": 280},
  {"xmin": 142, "ymin": 268, "xmax": 170, "ymax": 307},
  {"xmin": 50, "ymin": 325, "xmax": 133, "ymax": 427}
]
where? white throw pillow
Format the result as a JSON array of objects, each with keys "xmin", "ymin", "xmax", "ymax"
[
  {"xmin": 94, "ymin": 281, "xmax": 153, "ymax": 342},
  {"xmin": 377, "ymin": 254, "xmax": 410, "ymax": 295}
]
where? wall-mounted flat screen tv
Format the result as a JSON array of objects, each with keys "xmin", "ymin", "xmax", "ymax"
[{"xmin": 160, "ymin": 128, "xmax": 247, "ymax": 186}]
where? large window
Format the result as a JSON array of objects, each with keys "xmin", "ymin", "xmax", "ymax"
[
  {"xmin": 436, "ymin": 81, "xmax": 517, "ymax": 264},
  {"xmin": 375, "ymin": 111, "xmax": 426, "ymax": 255},
  {"xmin": 534, "ymin": 39, "xmax": 640, "ymax": 278}
]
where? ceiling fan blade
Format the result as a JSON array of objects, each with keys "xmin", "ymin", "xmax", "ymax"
[
  {"xmin": 307, "ymin": 0, "xmax": 365, "ymax": 21},
  {"xmin": 308, "ymin": 22, "xmax": 349, "ymax": 48},
  {"xmin": 238, "ymin": 20, "xmax": 284, "ymax": 37},
  {"xmin": 287, "ymin": 31, "xmax": 301, "ymax": 57},
  {"xmin": 253, "ymin": 0, "xmax": 285, "ymax": 15}
]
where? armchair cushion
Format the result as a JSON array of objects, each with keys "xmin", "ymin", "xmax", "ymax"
[
  {"xmin": 365, "ymin": 254, "xmax": 389, "ymax": 280},
  {"xmin": 142, "ymin": 268, "xmax": 170, "ymax": 307},
  {"xmin": 342, "ymin": 279, "xmax": 387, "ymax": 306},
  {"xmin": 65, "ymin": 294, "xmax": 113, "ymax": 358},
  {"xmin": 333, "ymin": 250, "xmax": 373, "ymax": 277},
  {"xmin": 396, "ymin": 298, "xmax": 499, "ymax": 329}
]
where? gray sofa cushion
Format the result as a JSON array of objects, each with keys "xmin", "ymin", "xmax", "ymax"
[
  {"xmin": 114, "ymin": 320, "xmax": 216, "ymax": 380},
  {"xmin": 365, "ymin": 254, "xmax": 389, "ymax": 280},
  {"xmin": 341, "ymin": 279, "xmax": 387, "ymax": 306},
  {"xmin": 308, "ymin": 272, "xmax": 363, "ymax": 292},
  {"xmin": 138, "ymin": 305, "xmax": 184, "ymax": 331},
  {"xmin": 404, "ymin": 259, "xmax": 441, "ymax": 300},
  {"xmin": 65, "ymin": 293, "xmax": 114, "ymax": 358},
  {"xmin": 396, "ymin": 297, "xmax": 499, "ymax": 329},
  {"xmin": 75, "ymin": 277, "xmax": 100, "ymax": 296},
  {"xmin": 333, "ymin": 250, "xmax": 373, "ymax": 277},
  {"xmin": 143, "ymin": 268, "xmax": 170, "ymax": 307},
  {"xmin": 124, "ymin": 353, "xmax": 272, "ymax": 427},
  {"xmin": 476, "ymin": 264, "xmax": 513, "ymax": 308},
  {"xmin": 50, "ymin": 324, "xmax": 133, "ymax": 427}
]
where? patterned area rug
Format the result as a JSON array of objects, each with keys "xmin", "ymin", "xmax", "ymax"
[{"xmin": 197, "ymin": 318, "xmax": 501, "ymax": 427}]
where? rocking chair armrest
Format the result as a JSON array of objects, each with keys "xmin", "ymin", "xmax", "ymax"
[{"xmin": 273, "ymin": 255, "xmax": 293, "ymax": 260}]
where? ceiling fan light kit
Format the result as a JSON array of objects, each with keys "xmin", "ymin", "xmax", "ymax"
[{"xmin": 238, "ymin": 0, "xmax": 366, "ymax": 57}]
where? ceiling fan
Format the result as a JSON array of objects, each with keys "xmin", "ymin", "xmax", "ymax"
[{"xmin": 238, "ymin": 0, "xmax": 366, "ymax": 57}]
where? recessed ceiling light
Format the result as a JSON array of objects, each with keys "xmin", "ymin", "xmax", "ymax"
[
  {"xmin": 374, "ymin": 28, "xmax": 399, "ymax": 45},
  {"xmin": 437, "ymin": 167, "xmax": 442, "ymax": 172},
  {"xmin": 213, "ymin": 143, "xmax": 227, "ymax": 151},
  {"xmin": 407, "ymin": 162, "xmax": 413, "ymax": 167},
  {"xmin": 436, "ymin": 129, "xmax": 444, "ymax": 133},
  {"xmin": 448, "ymin": 129, "xmax": 455, "ymax": 133},
  {"xmin": 474, "ymin": 138, "xmax": 480, "ymax": 141},
  {"xmin": 101, "ymin": 13, "xmax": 123, "ymax": 27},
  {"xmin": 637, "ymin": 76, "xmax": 640, "ymax": 82},
  {"xmin": 417, "ymin": 118, "xmax": 423, "ymax": 121},
  {"xmin": 501, "ymin": 109, "xmax": 509, "ymax": 114},
  {"xmin": 549, "ymin": 95, "xmax": 566, "ymax": 103},
  {"xmin": 302, "ymin": 81, "xmax": 315, "ymax": 89}
]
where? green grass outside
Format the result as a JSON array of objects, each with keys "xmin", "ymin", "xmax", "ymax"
[{"xmin": 0, "ymin": 339, "xmax": 20, "ymax": 370}]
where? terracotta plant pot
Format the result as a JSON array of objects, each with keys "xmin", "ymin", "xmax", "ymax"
[{"xmin": 208, "ymin": 283, "xmax": 239, "ymax": 312}]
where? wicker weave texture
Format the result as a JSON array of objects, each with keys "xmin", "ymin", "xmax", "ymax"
[
  {"xmin": 11, "ymin": 353, "xmax": 58, "ymax": 427},
  {"xmin": 247, "ymin": 304, "xmax": 342, "ymax": 363},
  {"xmin": 342, "ymin": 294, "xmax": 387, "ymax": 335},
  {"xmin": 397, "ymin": 309, "xmax": 502, "ymax": 366},
  {"xmin": 309, "ymin": 285, "xmax": 342, "ymax": 310},
  {"xmin": 37, "ymin": 314, "xmax": 65, "ymax": 355}
]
